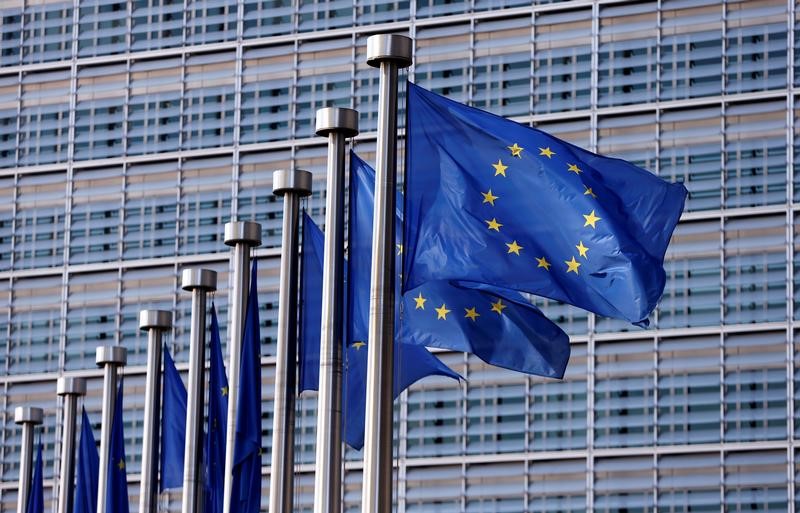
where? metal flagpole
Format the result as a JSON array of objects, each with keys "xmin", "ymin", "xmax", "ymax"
[
  {"xmin": 312, "ymin": 107, "xmax": 359, "ymax": 513},
  {"xmin": 269, "ymin": 168, "xmax": 312, "ymax": 513},
  {"xmin": 15, "ymin": 406, "xmax": 43, "ymax": 513},
  {"xmin": 180, "ymin": 268, "xmax": 217, "ymax": 513},
  {"xmin": 138, "ymin": 310, "xmax": 173, "ymax": 513},
  {"xmin": 222, "ymin": 221, "xmax": 261, "ymax": 513},
  {"xmin": 95, "ymin": 345, "xmax": 127, "ymax": 513},
  {"xmin": 361, "ymin": 34, "xmax": 412, "ymax": 513},
  {"xmin": 56, "ymin": 377, "xmax": 86, "ymax": 513}
]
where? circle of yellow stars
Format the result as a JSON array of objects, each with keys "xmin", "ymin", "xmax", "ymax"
[
  {"xmin": 480, "ymin": 141, "xmax": 602, "ymax": 276},
  {"xmin": 411, "ymin": 293, "xmax": 508, "ymax": 323}
]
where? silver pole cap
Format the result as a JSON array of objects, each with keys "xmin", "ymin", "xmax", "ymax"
[
  {"xmin": 181, "ymin": 268, "xmax": 218, "ymax": 292},
  {"xmin": 224, "ymin": 221, "xmax": 262, "ymax": 247},
  {"xmin": 57, "ymin": 377, "xmax": 87, "ymax": 396},
  {"xmin": 138, "ymin": 310, "xmax": 173, "ymax": 331},
  {"xmin": 272, "ymin": 169, "xmax": 313, "ymax": 197},
  {"xmin": 14, "ymin": 406, "xmax": 44, "ymax": 425},
  {"xmin": 316, "ymin": 107, "xmax": 359, "ymax": 138},
  {"xmin": 96, "ymin": 345, "xmax": 128, "ymax": 367},
  {"xmin": 366, "ymin": 34, "xmax": 412, "ymax": 68}
]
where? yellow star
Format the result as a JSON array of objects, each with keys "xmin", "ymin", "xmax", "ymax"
[
  {"xmin": 396, "ymin": 243, "xmax": 403, "ymax": 255},
  {"xmin": 490, "ymin": 299, "xmax": 507, "ymax": 315},
  {"xmin": 413, "ymin": 292, "xmax": 427, "ymax": 310},
  {"xmin": 507, "ymin": 143, "xmax": 524, "ymax": 158},
  {"xmin": 492, "ymin": 159, "xmax": 508, "ymax": 177},
  {"xmin": 576, "ymin": 241, "xmax": 589, "ymax": 258},
  {"xmin": 481, "ymin": 189, "xmax": 498, "ymax": 206},
  {"xmin": 565, "ymin": 256, "xmax": 581, "ymax": 274},
  {"xmin": 485, "ymin": 218, "xmax": 502, "ymax": 231},
  {"xmin": 583, "ymin": 185, "xmax": 597, "ymax": 198},
  {"xmin": 352, "ymin": 341, "xmax": 366, "ymax": 350},
  {"xmin": 117, "ymin": 459, "xmax": 125, "ymax": 470},
  {"xmin": 567, "ymin": 163, "xmax": 582, "ymax": 174},
  {"xmin": 464, "ymin": 307, "xmax": 480, "ymax": 321},
  {"xmin": 435, "ymin": 303, "xmax": 451, "ymax": 320},
  {"xmin": 583, "ymin": 210, "xmax": 601, "ymax": 228},
  {"xmin": 506, "ymin": 240, "xmax": 523, "ymax": 255},
  {"xmin": 539, "ymin": 147, "xmax": 555, "ymax": 158},
  {"xmin": 221, "ymin": 386, "xmax": 228, "ymax": 396},
  {"xmin": 535, "ymin": 256, "xmax": 551, "ymax": 270}
]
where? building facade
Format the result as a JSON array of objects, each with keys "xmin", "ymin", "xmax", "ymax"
[{"xmin": 0, "ymin": 0, "xmax": 797, "ymax": 510}]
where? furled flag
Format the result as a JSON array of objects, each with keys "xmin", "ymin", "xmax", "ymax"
[
  {"xmin": 25, "ymin": 438, "xmax": 43, "ymax": 513},
  {"xmin": 160, "ymin": 345, "xmax": 186, "ymax": 491},
  {"xmin": 298, "ymin": 212, "xmax": 460, "ymax": 449},
  {"xmin": 231, "ymin": 259, "xmax": 261, "ymax": 513},
  {"xmin": 105, "ymin": 380, "xmax": 129, "ymax": 513},
  {"xmin": 74, "ymin": 407, "xmax": 98, "ymax": 513},
  {"xmin": 352, "ymin": 153, "xmax": 570, "ymax": 377},
  {"xmin": 205, "ymin": 304, "xmax": 228, "ymax": 513},
  {"xmin": 403, "ymin": 82, "xmax": 687, "ymax": 325}
]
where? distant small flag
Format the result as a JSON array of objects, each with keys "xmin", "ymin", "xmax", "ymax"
[
  {"xmin": 105, "ymin": 380, "xmax": 129, "ymax": 513},
  {"xmin": 160, "ymin": 345, "xmax": 187, "ymax": 491},
  {"xmin": 73, "ymin": 407, "xmax": 98, "ymax": 513},
  {"xmin": 25, "ymin": 438, "xmax": 43, "ymax": 513}
]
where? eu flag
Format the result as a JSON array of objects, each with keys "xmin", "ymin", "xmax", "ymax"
[
  {"xmin": 25, "ymin": 438, "xmax": 43, "ymax": 513},
  {"xmin": 160, "ymin": 345, "xmax": 186, "ymax": 491},
  {"xmin": 106, "ymin": 380, "xmax": 129, "ymax": 513},
  {"xmin": 231, "ymin": 259, "xmax": 261, "ymax": 513},
  {"xmin": 298, "ymin": 212, "xmax": 460, "ymax": 449},
  {"xmin": 74, "ymin": 407, "xmax": 98, "ymax": 513},
  {"xmin": 352, "ymin": 153, "xmax": 569, "ymax": 377},
  {"xmin": 403, "ymin": 83, "xmax": 687, "ymax": 325},
  {"xmin": 205, "ymin": 304, "xmax": 228, "ymax": 513}
]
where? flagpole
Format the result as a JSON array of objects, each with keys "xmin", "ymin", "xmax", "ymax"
[
  {"xmin": 222, "ymin": 221, "xmax": 261, "ymax": 513},
  {"xmin": 55, "ymin": 377, "xmax": 86, "ymax": 513},
  {"xmin": 180, "ymin": 268, "xmax": 217, "ymax": 513},
  {"xmin": 361, "ymin": 34, "xmax": 412, "ymax": 513},
  {"xmin": 95, "ymin": 345, "xmax": 127, "ymax": 513},
  {"xmin": 312, "ymin": 106, "xmax": 358, "ymax": 513},
  {"xmin": 15, "ymin": 406, "xmax": 43, "ymax": 513},
  {"xmin": 138, "ymin": 310, "xmax": 173, "ymax": 513},
  {"xmin": 269, "ymin": 168, "xmax": 312, "ymax": 513}
]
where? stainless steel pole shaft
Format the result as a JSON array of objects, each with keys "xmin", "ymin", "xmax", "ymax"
[
  {"xmin": 361, "ymin": 34, "xmax": 412, "ymax": 513},
  {"xmin": 95, "ymin": 345, "xmax": 127, "ymax": 513},
  {"xmin": 222, "ymin": 221, "xmax": 261, "ymax": 513},
  {"xmin": 56, "ymin": 377, "xmax": 87, "ymax": 513},
  {"xmin": 312, "ymin": 107, "xmax": 359, "ymax": 513},
  {"xmin": 180, "ymin": 268, "xmax": 217, "ymax": 513},
  {"xmin": 138, "ymin": 310, "xmax": 173, "ymax": 513},
  {"xmin": 15, "ymin": 406, "xmax": 43, "ymax": 513},
  {"xmin": 269, "ymin": 168, "xmax": 312, "ymax": 513}
]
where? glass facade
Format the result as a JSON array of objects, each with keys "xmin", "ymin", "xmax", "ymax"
[{"xmin": 0, "ymin": 0, "xmax": 797, "ymax": 511}]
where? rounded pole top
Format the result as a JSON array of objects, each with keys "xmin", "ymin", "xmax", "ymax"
[
  {"xmin": 57, "ymin": 376, "xmax": 87, "ymax": 396},
  {"xmin": 224, "ymin": 221, "xmax": 263, "ymax": 247},
  {"xmin": 181, "ymin": 268, "xmax": 218, "ymax": 292},
  {"xmin": 95, "ymin": 345, "xmax": 128, "ymax": 367},
  {"xmin": 14, "ymin": 406, "xmax": 43, "ymax": 425},
  {"xmin": 272, "ymin": 169, "xmax": 313, "ymax": 198},
  {"xmin": 315, "ymin": 107, "xmax": 359, "ymax": 138},
  {"xmin": 366, "ymin": 34, "xmax": 412, "ymax": 68},
  {"xmin": 138, "ymin": 309, "xmax": 173, "ymax": 331}
]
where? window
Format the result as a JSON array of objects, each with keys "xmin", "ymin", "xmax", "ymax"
[
  {"xmin": 124, "ymin": 160, "xmax": 179, "ymax": 259},
  {"xmin": 725, "ymin": 0, "xmax": 787, "ymax": 94},
  {"xmin": 177, "ymin": 156, "xmax": 232, "ymax": 256},
  {"xmin": 74, "ymin": 64, "xmax": 127, "ymax": 160},
  {"xmin": 14, "ymin": 171, "xmax": 66, "ymax": 269},
  {"xmin": 186, "ymin": 0, "xmax": 237, "ymax": 45},
  {"xmin": 241, "ymin": 45, "xmax": 294, "ymax": 144},
  {"xmin": 21, "ymin": 0, "xmax": 72, "ymax": 64},
  {"xmin": 65, "ymin": 271, "xmax": 119, "ymax": 370},
  {"xmin": 78, "ymin": 0, "xmax": 127, "ymax": 57},
  {"xmin": 10, "ymin": 275, "xmax": 62, "ymax": 375},
  {"xmin": 473, "ymin": 17, "xmax": 531, "ymax": 118},
  {"xmin": 70, "ymin": 166, "xmax": 122, "ymax": 264},
  {"xmin": 18, "ymin": 70, "xmax": 70, "ymax": 165},
  {"xmin": 415, "ymin": 24, "xmax": 471, "ymax": 104},
  {"xmin": 182, "ymin": 52, "xmax": 236, "ymax": 150}
]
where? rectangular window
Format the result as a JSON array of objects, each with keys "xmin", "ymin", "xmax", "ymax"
[
  {"xmin": 186, "ymin": 0, "xmax": 237, "ymax": 45},
  {"xmin": 124, "ymin": 160, "xmax": 179, "ymax": 259},
  {"xmin": 406, "ymin": 464, "xmax": 462, "ymax": 510},
  {"xmin": 594, "ymin": 455, "xmax": 654, "ymax": 511},
  {"xmin": 725, "ymin": 0, "xmax": 787, "ymax": 94},
  {"xmin": 466, "ymin": 462, "xmax": 525, "ymax": 512},
  {"xmin": 19, "ymin": 70, "xmax": 70, "ymax": 165},
  {"xmin": 295, "ymin": 38, "xmax": 352, "ymax": 139},
  {"xmin": 298, "ymin": 0, "xmax": 353, "ymax": 32},
  {"xmin": 415, "ymin": 24, "xmax": 471, "ymax": 104},
  {"xmin": 724, "ymin": 450, "xmax": 787, "ymax": 509},
  {"xmin": 75, "ymin": 64, "xmax": 127, "ymax": 160},
  {"xmin": 0, "ymin": 74, "xmax": 18, "ymax": 168},
  {"xmin": 14, "ymin": 171, "xmax": 66, "ymax": 269},
  {"xmin": 182, "ymin": 52, "xmax": 236, "ymax": 150},
  {"xmin": 0, "ymin": 6, "xmax": 22, "ymax": 66},
  {"xmin": 355, "ymin": 0, "xmax": 409, "ymax": 25},
  {"xmin": 529, "ymin": 459, "xmax": 586, "ymax": 513},
  {"xmin": 0, "ymin": 176, "xmax": 14, "ymax": 270},
  {"xmin": 65, "ymin": 271, "xmax": 118, "ymax": 371},
  {"xmin": 120, "ymin": 265, "xmax": 175, "ymax": 367},
  {"xmin": 10, "ymin": 275, "xmax": 62, "ymax": 375},
  {"xmin": 177, "ymin": 156, "xmax": 232, "ymax": 256},
  {"xmin": 70, "ymin": 166, "xmax": 122, "ymax": 264},
  {"xmin": 21, "ymin": 1, "xmax": 72, "ymax": 64},
  {"xmin": 238, "ymin": 149, "xmax": 292, "ymax": 249},
  {"xmin": 77, "ymin": 0, "xmax": 127, "ymax": 57},
  {"xmin": 131, "ymin": 0, "xmax": 184, "ymax": 51},
  {"xmin": 243, "ymin": 0, "xmax": 293, "ymax": 38},
  {"xmin": 127, "ymin": 57, "xmax": 183, "ymax": 155},
  {"xmin": 241, "ymin": 45, "xmax": 294, "ymax": 144},
  {"xmin": 657, "ymin": 453, "xmax": 721, "ymax": 511}
]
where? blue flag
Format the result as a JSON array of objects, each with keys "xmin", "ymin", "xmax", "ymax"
[
  {"xmin": 352, "ymin": 152, "xmax": 570, "ymax": 378},
  {"xmin": 106, "ymin": 380, "xmax": 129, "ymax": 513},
  {"xmin": 25, "ymin": 438, "xmax": 43, "ymax": 513},
  {"xmin": 298, "ymin": 212, "xmax": 460, "ymax": 449},
  {"xmin": 160, "ymin": 345, "xmax": 186, "ymax": 491},
  {"xmin": 231, "ymin": 259, "xmax": 261, "ymax": 513},
  {"xmin": 403, "ymin": 82, "xmax": 687, "ymax": 325},
  {"xmin": 74, "ymin": 407, "xmax": 98, "ymax": 513},
  {"xmin": 205, "ymin": 304, "xmax": 228, "ymax": 513}
]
